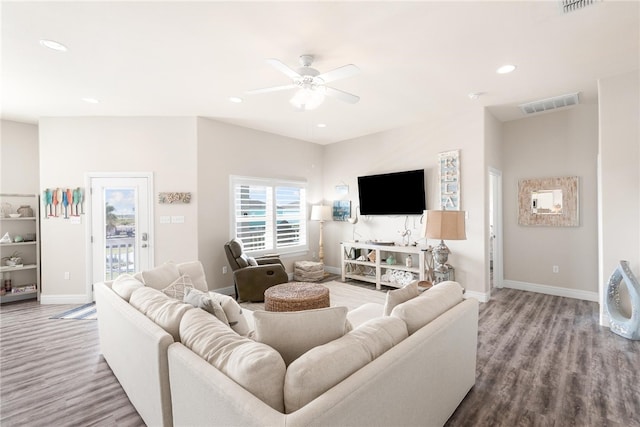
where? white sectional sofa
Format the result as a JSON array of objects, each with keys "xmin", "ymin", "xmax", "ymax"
[{"xmin": 95, "ymin": 261, "xmax": 479, "ymax": 427}]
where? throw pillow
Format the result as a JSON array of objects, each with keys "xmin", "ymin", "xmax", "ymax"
[
  {"xmin": 183, "ymin": 288, "xmax": 229, "ymax": 326},
  {"xmin": 179, "ymin": 309, "xmax": 286, "ymax": 412},
  {"xmin": 112, "ymin": 273, "xmax": 144, "ymax": 301},
  {"xmin": 284, "ymin": 316, "xmax": 408, "ymax": 413},
  {"xmin": 140, "ymin": 261, "xmax": 181, "ymax": 291},
  {"xmin": 390, "ymin": 281, "xmax": 464, "ymax": 334},
  {"xmin": 247, "ymin": 256, "xmax": 258, "ymax": 266},
  {"xmin": 162, "ymin": 274, "xmax": 194, "ymax": 300},
  {"xmin": 208, "ymin": 292, "xmax": 251, "ymax": 335},
  {"xmin": 129, "ymin": 286, "xmax": 193, "ymax": 341},
  {"xmin": 251, "ymin": 306, "xmax": 350, "ymax": 366},
  {"xmin": 176, "ymin": 260, "xmax": 209, "ymax": 291},
  {"xmin": 383, "ymin": 281, "xmax": 420, "ymax": 316}
]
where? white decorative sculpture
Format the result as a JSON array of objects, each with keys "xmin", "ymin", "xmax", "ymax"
[
  {"xmin": 605, "ymin": 260, "xmax": 640, "ymax": 340},
  {"xmin": 0, "ymin": 232, "xmax": 11, "ymax": 244}
]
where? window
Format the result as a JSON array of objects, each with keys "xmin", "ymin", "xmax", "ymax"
[{"xmin": 230, "ymin": 176, "xmax": 307, "ymax": 255}]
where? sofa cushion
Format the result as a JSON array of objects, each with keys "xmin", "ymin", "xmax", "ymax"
[
  {"xmin": 391, "ymin": 281, "xmax": 464, "ymax": 334},
  {"xmin": 161, "ymin": 274, "xmax": 194, "ymax": 300},
  {"xmin": 183, "ymin": 288, "xmax": 230, "ymax": 326},
  {"xmin": 208, "ymin": 292, "xmax": 250, "ymax": 335},
  {"xmin": 251, "ymin": 306, "xmax": 350, "ymax": 366},
  {"xmin": 112, "ymin": 273, "xmax": 144, "ymax": 301},
  {"xmin": 179, "ymin": 309, "xmax": 286, "ymax": 412},
  {"xmin": 129, "ymin": 286, "xmax": 193, "ymax": 341},
  {"xmin": 383, "ymin": 281, "xmax": 419, "ymax": 315},
  {"xmin": 140, "ymin": 262, "xmax": 181, "ymax": 291},
  {"xmin": 284, "ymin": 316, "xmax": 408, "ymax": 413},
  {"xmin": 177, "ymin": 261, "xmax": 208, "ymax": 291},
  {"xmin": 346, "ymin": 302, "xmax": 383, "ymax": 329}
]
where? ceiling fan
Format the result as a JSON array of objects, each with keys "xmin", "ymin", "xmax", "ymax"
[{"xmin": 246, "ymin": 55, "xmax": 360, "ymax": 111}]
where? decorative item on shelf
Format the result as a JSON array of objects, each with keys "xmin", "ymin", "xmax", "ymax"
[
  {"xmin": 17, "ymin": 205, "xmax": 33, "ymax": 218},
  {"xmin": 1, "ymin": 202, "xmax": 12, "ymax": 218},
  {"xmin": 158, "ymin": 192, "xmax": 192, "ymax": 204},
  {"xmin": 310, "ymin": 205, "xmax": 331, "ymax": 265},
  {"xmin": 438, "ymin": 150, "xmax": 461, "ymax": 211},
  {"xmin": 367, "ymin": 250, "xmax": 376, "ymax": 263},
  {"xmin": 406, "ymin": 255, "xmax": 413, "ymax": 268},
  {"xmin": 386, "ymin": 255, "xmax": 395, "ymax": 265},
  {"xmin": 0, "ymin": 233, "xmax": 11, "ymax": 244},
  {"xmin": 2, "ymin": 251, "xmax": 23, "ymax": 267},
  {"xmin": 8, "ymin": 213, "xmax": 21, "ymax": 218},
  {"xmin": 422, "ymin": 210, "xmax": 466, "ymax": 283}
]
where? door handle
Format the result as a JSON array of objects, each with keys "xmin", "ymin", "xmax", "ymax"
[
  {"xmin": 142, "ymin": 232, "xmax": 148, "ymax": 241},
  {"xmin": 141, "ymin": 243, "xmax": 148, "ymax": 248}
]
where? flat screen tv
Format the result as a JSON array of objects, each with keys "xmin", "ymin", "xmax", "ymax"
[{"xmin": 357, "ymin": 169, "xmax": 426, "ymax": 215}]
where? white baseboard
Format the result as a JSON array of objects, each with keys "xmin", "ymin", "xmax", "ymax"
[
  {"xmin": 464, "ymin": 290, "xmax": 490, "ymax": 303},
  {"xmin": 325, "ymin": 265, "xmax": 341, "ymax": 275},
  {"xmin": 40, "ymin": 294, "xmax": 92, "ymax": 305},
  {"xmin": 503, "ymin": 280, "xmax": 599, "ymax": 302}
]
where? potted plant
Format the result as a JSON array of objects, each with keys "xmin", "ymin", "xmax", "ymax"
[{"xmin": 2, "ymin": 251, "xmax": 23, "ymax": 267}]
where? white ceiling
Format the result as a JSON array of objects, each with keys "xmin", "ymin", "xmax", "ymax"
[{"xmin": 2, "ymin": 1, "xmax": 638, "ymax": 145}]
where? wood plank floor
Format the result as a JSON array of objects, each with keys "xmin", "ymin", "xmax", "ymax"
[{"xmin": 1, "ymin": 286, "xmax": 638, "ymax": 426}]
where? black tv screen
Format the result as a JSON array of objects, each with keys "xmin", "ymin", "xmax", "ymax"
[{"xmin": 357, "ymin": 169, "xmax": 426, "ymax": 215}]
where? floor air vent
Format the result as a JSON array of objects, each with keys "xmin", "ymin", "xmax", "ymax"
[
  {"xmin": 561, "ymin": 0, "xmax": 599, "ymax": 13},
  {"xmin": 519, "ymin": 92, "xmax": 580, "ymax": 115}
]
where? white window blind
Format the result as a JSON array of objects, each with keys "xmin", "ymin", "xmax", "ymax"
[{"xmin": 230, "ymin": 176, "xmax": 307, "ymax": 254}]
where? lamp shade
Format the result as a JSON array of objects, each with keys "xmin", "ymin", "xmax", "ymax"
[
  {"xmin": 423, "ymin": 210, "xmax": 466, "ymax": 240},
  {"xmin": 311, "ymin": 205, "xmax": 332, "ymax": 222}
]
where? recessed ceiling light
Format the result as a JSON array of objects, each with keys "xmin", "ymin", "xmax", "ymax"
[
  {"xmin": 316, "ymin": 123, "xmax": 327, "ymax": 128},
  {"xmin": 496, "ymin": 64, "xmax": 517, "ymax": 74},
  {"xmin": 229, "ymin": 97, "xmax": 243, "ymax": 103},
  {"xmin": 82, "ymin": 97, "xmax": 100, "ymax": 104},
  {"xmin": 39, "ymin": 39, "xmax": 68, "ymax": 52}
]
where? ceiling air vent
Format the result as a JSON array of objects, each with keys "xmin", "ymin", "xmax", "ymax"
[
  {"xmin": 561, "ymin": 0, "xmax": 599, "ymax": 13},
  {"xmin": 519, "ymin": 92, "xmax": 580, "ymax": 115}
]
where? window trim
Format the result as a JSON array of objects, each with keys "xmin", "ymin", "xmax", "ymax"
[{"xmin": 229, "ymin": 175, "xmax": 308, "ymax": 257}]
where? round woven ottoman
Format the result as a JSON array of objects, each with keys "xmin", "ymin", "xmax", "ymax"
[{"xmin": 264, "ymin": 282, "xmax": 330, "ymax": 312}]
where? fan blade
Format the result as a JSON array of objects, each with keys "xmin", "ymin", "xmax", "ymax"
[
  {"xmin": 246, "ymin": 84, "xmax": 297, "ymax": 95},
  {"xmin": 316, "ymin": 64, "xmax": 360, "ymax": 83},
  {"xmin": 266, "ymin": 58, "xmax": 301, "ymax": 80},
  {"xmin": 325, "ymin": 86, "xmax": 360, "ymax": 104}
]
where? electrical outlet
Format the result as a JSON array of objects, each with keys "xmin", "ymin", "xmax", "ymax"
[
  {"xmin": 222, "ymin": 266, "xmax": 228, "ymax": 274},
  {"xmin": 552, "ymin": 265, "xmax": 559, "ymax": 273}
]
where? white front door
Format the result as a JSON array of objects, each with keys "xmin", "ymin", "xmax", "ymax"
[{"xmin": 88, "ymin": 173, "xmax": 153, "ymax": 293}]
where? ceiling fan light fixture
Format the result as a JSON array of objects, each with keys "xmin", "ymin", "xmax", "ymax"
[{"xmin": 290, "ymin": 88, "xmax": 325, "ymax": 111}]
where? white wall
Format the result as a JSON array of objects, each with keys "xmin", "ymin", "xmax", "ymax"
[
  {"xmin": 196, "ymin": 117, "xmax": 324, "ymax": 291},
  {"xmin": 38, "ymin": 117, "xmax": 199, "ymax": 302},
  {"xmin": 598, "ymin": 70, "xmax": 640, "ymax": 324},
  {"xmin": 502, "ymin": 105, "xmax": 599, "ymax": 300},
  {"xmin": 1, "ymin": 120, "xmax": 39, "ymax": 194},
  {"xmin": 323, "ymin": 108, "xmax": 489, "ymax": 299}
]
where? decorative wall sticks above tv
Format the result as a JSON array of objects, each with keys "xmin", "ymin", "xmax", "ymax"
[
  {"xmin": 42, "ymin": 188, "xmax": 84, "ymax": 219},
  {"xmin": 438, "ymin": 150, "xmax": 460, "ymax": 210},
  {"xmin": 158, "ymin": 192, "xmax": 191, "ymax": 204}
]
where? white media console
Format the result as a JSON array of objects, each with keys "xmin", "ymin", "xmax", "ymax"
[{"xmin": 341, "ymin": 241, "xmax": 433, "ymax": 290}]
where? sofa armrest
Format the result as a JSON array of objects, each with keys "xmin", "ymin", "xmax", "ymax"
[
  {"xmin": 256, "ymin": 256, "xmax": 284, "ymax": 267},
  {"xmin": 95, "ymin": 282, "xmax": 175, "ymax": 427},
  {"xmin": 168, "ymin": 343, "xmax": 285, "ymax": 427},
  {"xmin": 234, "ymin": 265, "xmax": 289, "ymax": 302}
]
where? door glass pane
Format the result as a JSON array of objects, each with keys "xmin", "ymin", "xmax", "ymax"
[{"xmin": 104, "ymin": 188, "xmax": 136, "ymax": 280}]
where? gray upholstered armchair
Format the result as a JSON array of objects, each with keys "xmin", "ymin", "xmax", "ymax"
[{"xmin": 223, "ymin": 238, "xmax": 288, "ymax": 302}]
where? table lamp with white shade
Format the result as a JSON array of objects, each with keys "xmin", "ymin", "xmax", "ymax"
[
  {"xmin": 310, "ymin": 205, "xmax": 332, "ymax": 264},
  {"xmin": 422, "ymin": 210, "xmax": 466, "ymax": 279}
]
